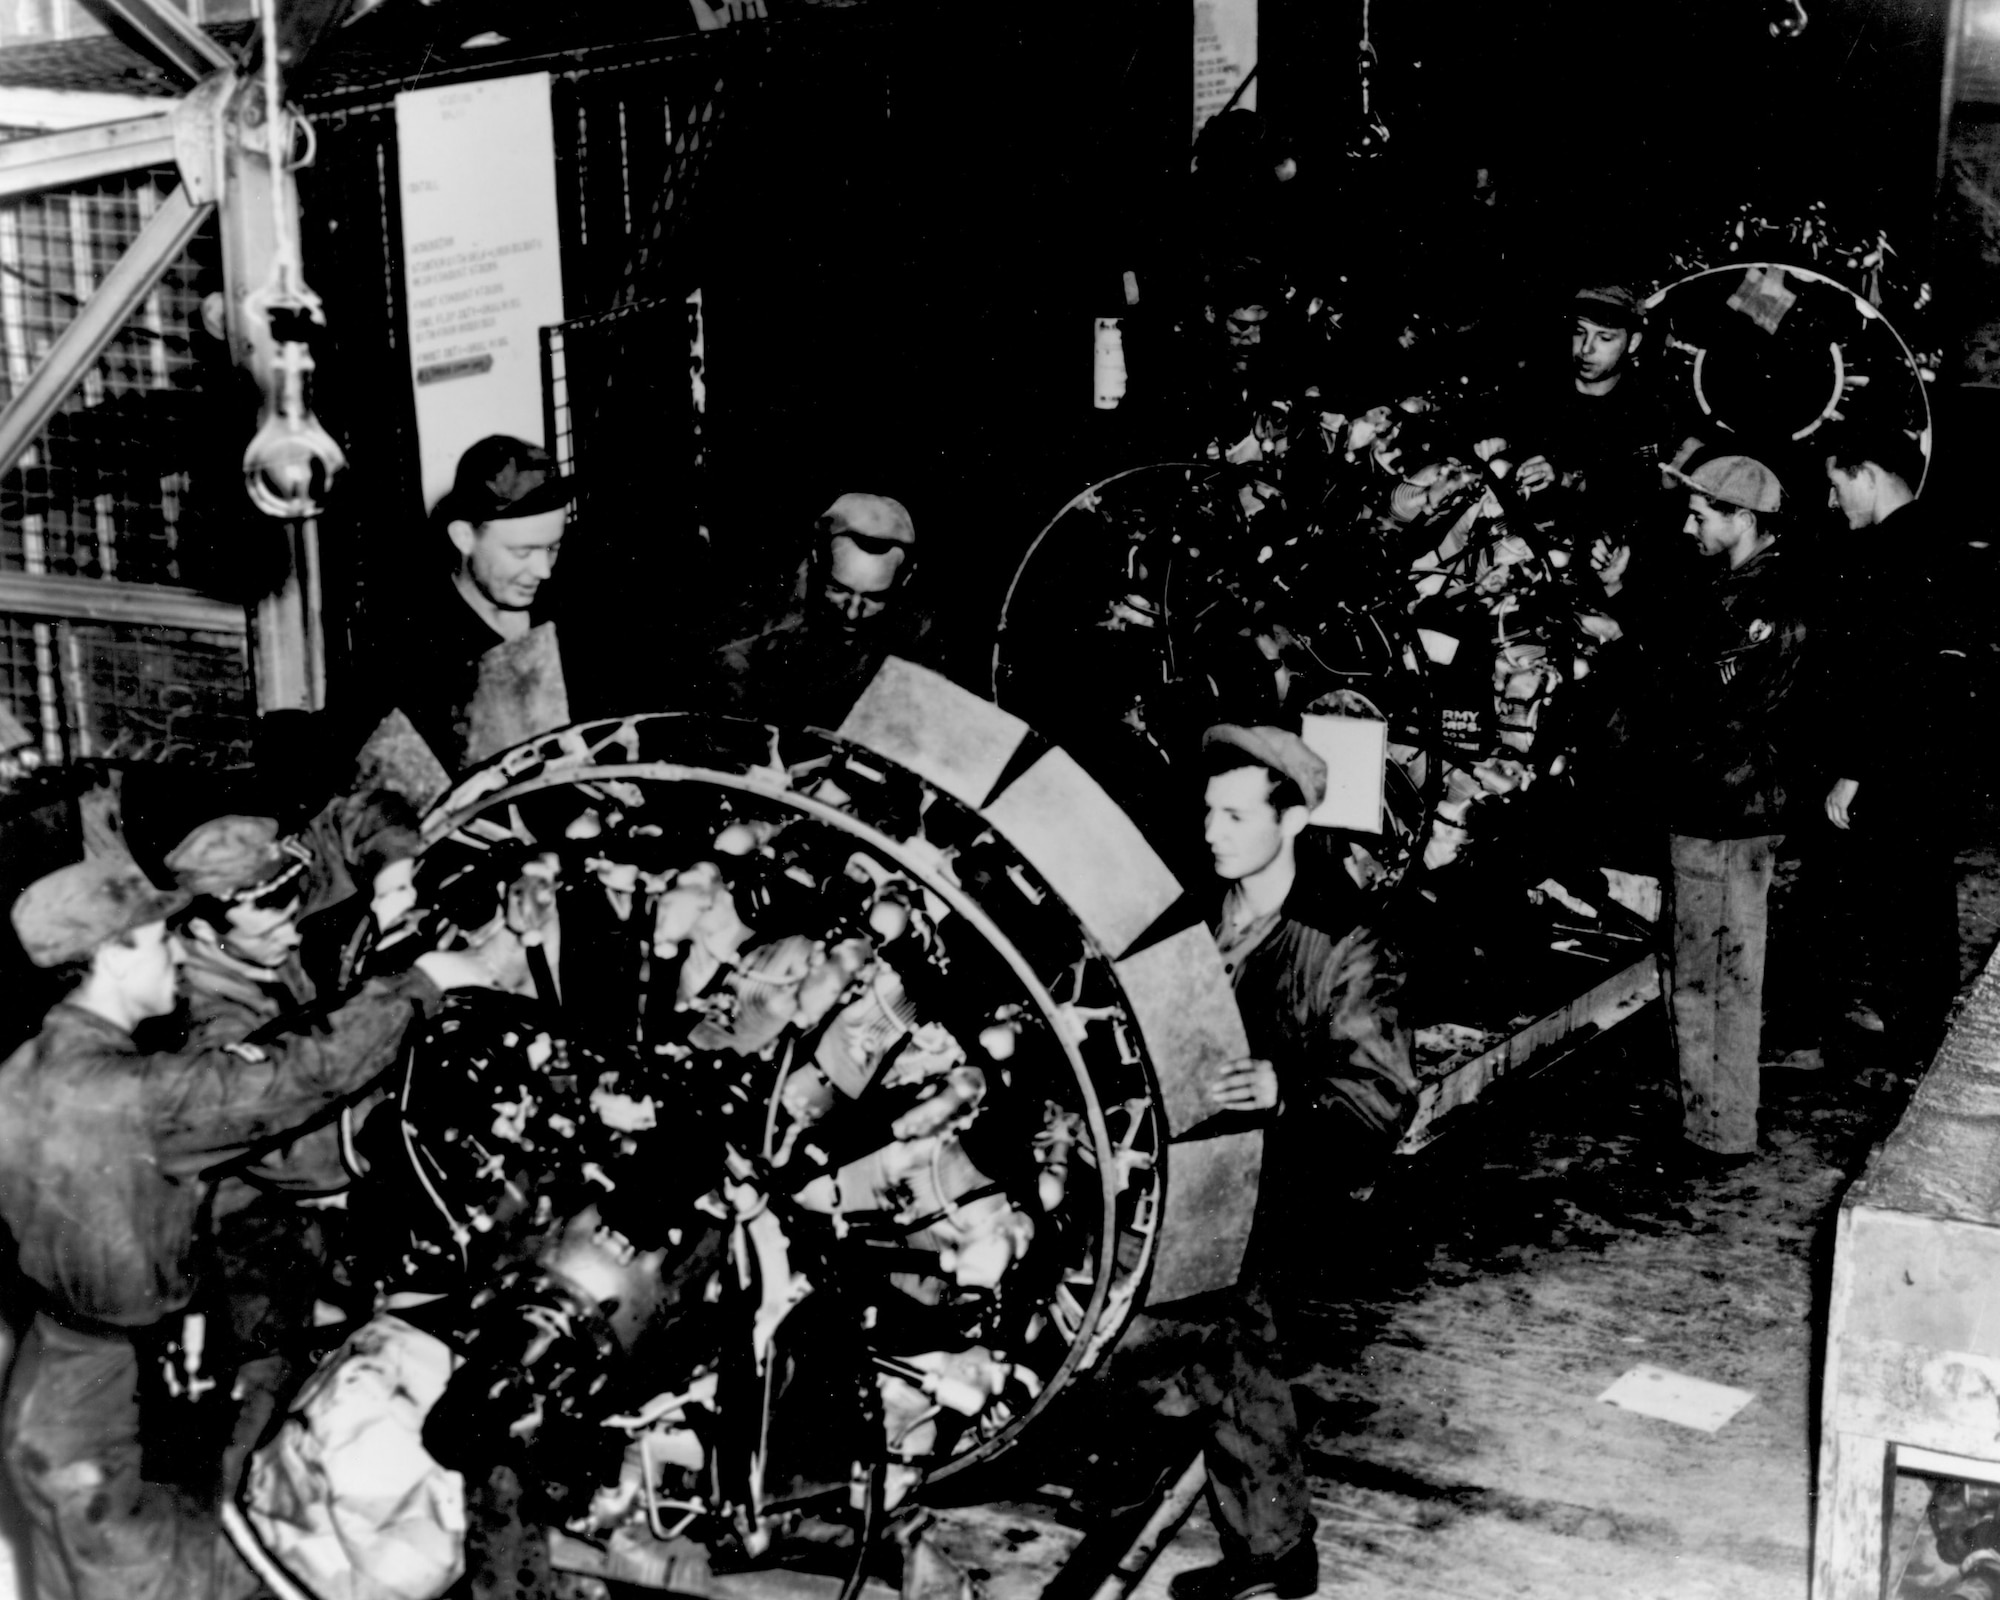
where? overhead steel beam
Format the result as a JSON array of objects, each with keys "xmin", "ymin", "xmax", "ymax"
[
  {"xmin": 93, "ymin": 0, "xmax": 235, "ymax": 87},
  {"xmin": 0, "ymin": 182, "xmax": 213, "ymax": 481},
  {"xmin": 0, "ymin": 115, "xmax": 176, "ymax": 205},
  {"xmin": 0, "ymin": 572, "xmax": 246, "ymax": 635}
]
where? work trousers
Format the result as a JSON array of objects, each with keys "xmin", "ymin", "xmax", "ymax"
[
  {"xmin": 1116, "ymin": 1285, "xmax": 1315, "ymax": 1562},
  {"xmin": 1803, "ymin": 805, "xmax": 1960, "ymax": 1056},
  {"xmin": 1, "ymin": 1313, "xmax": 258, "ymax": 1600},
  {"xmin": 1667, "ymin": 831, "xmax": 1780, "ymax": 1156}
]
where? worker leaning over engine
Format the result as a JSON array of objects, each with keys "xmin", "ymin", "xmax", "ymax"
[
  {"xmin": 160, "ymin": 799, "xmax": 426, "ymax": 1499},
  {"xmin": 0, "ymin": 850, "xmax": 493, "ymax": 1600},
  {"xmin": 1109, "ymin": 724, "xmax": 1416, "ymax": 1600}
]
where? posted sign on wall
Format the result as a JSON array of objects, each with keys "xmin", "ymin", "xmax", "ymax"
[
  {"xmin": 396, "ymin": 73, "xmax": 567, "ymax": 510},
  {"xmin": 1193, "ymin": 0, "xmax": 1256, "ymax": 140}
]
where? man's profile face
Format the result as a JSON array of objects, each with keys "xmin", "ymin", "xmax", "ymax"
[
  {"xmin": 111, "ymin": 920, "xmax": 182, "ymax": 1020},
  {"xmin": 1684, "ymin": 492, "xmax": 1750, "ymax": 560},
  {"xmin": 822, "ymin": 534, "xmax": 904, "ymax": 627},
  {"xmin": 1203, "ymin": 765, "xmax": 1298, "ymax": 882},
  {"xmin": 453, "ymin": 507, "xmax": 566, "ymax": 612},
  {"xmin": 1825, "ymin": 459, "xmax": 1874, "ymax": 531},
  {"xmin": 1572, "ymin": 316, "xmax": 1636, "ymax": 387}
]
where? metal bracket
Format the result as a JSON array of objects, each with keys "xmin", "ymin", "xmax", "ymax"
[
  {"xmin": 93, "ymin": 0, "xmax": 235, "ymax": 87},
  {"xmin": 170, "ymin": 68, "xmax": 238, "ymax": 206}
]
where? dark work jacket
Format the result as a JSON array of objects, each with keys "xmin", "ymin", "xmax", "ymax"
[
  {"xmin": 1212, "ymin": 866, "xmax": 1416, "ymax": 1269},
  {"xmin": 1799, "ymin": 498, "xmax": 1949, "ymax": 800},
  {"xmin": 713, "ymin": 600, "xmax": 939, "ymax": 731},
  {"xmin": 177, "ymin": 941, "xmax": 370, "ymax": 1209},
  {"xmin": 1662, "ymin": 542, "xmax": 1808, "ymax": 838},
  {"xmin": 361, "ymin": 572, "xmax": 556, "ymax": 773},
  {"xmin": 0, "ymin": 971, "xmax": 438, "ymax": 1329},
  {"xmin": 1484, "ymin": 371, "xmax": 1678, "ymax": 546}
]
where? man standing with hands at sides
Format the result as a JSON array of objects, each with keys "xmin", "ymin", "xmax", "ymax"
[
  {"xmin": 1814, "ymin": 430, "xmax": 1959, "ymax": 1059},
  {"xmin": 1658, "ymin": 451, "xmax": 1805, "ymax": 1172},
  {"xmin": 0, "ymin": 851, "xmax": 500, "ymax": 1600},
  {"xmin": 1104, "ymin": 725, "xmax": 1413, "ymax": 1600}
]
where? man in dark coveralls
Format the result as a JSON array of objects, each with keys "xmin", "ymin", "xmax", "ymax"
[
  {"xmin": 1109, "ymin": 725, "xmax": 1415, "ymax": 1600},
  {"xmin": 364, "ymin": 434, "xmax": 571, "ymax": 771},
  {"xmin": 0, "ymin": 854, "xmax": 493, "ymax": 1599}
]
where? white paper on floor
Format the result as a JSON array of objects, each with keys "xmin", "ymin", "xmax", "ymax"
[{"xmin": 1597, "ymin": 1364, "xmax": 1757, "ymax": 1431}]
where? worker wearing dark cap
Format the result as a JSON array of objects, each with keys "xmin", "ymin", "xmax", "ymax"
[
  {"xmin": 1104, "ymin": 725, "xmax": 1414, "ymax": 1600},
  {"xmin": 1657, "ymin": 450, "xmax": 1806, "ymax": 1173},
  {"xmin": 713, "ymin": 492, "xmax": 938, "ymax": 728},
  {"xmin": 358, "ymin": 433, "xmax": 573, "ymax": 771},
  {"xmin": 1484, "ymin": 284, "xmax": 1684, "ymax": 612},
  {"xmin": 0, "ymin": 852, "xmax": 496, "ymax": 1600}
]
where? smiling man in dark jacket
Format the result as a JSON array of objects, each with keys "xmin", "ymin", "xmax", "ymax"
[{"xmin": 1659, "ymin": 451, "xmax": 1806, "ymax": 1169}]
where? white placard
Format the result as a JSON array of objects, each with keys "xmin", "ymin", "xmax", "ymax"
[
  {"xmin": 1597, "ymin": 1365, "xmax": 1756, "ymax": 1433},
  {"xmin": 1300, "ymin": 713, "xmax": 1387, "ymax": 835},
  {"xmin": 1193, "ymin": 0, "xmax": 1256, "ymax": 140},
  {"xmin": 396, "ymin": 73, "xmax": 567, "ymax": 510}
]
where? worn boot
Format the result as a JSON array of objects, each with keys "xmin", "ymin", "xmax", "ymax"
[{"xmin": 1167, "ymin": 1536, "xmax": 1318, "ymax": 1600}]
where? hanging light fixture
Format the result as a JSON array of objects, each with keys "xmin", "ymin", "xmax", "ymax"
[
  {"xmin": 226, "ymin": 0, "xmax": 346, "ymax": 520},
  {"xmin": 1766, "ymin": 0, "xmax": 1808, "ymax": 38},
  {"xmin": 1347, "ymin": 0, "xmax": 1390, "ymax": 159}
]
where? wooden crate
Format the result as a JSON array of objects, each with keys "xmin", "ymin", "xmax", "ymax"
[{"xmin": 1813, "ymin": 946, "xmax": 2000, "ymax": 1599}]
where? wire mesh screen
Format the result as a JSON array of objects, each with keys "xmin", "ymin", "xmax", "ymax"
[
  {"xmin": 0, "ymin": 168, "xmax": 244, "ymax": 586},
  {"xmin": 563, "ymin": 67, "xmax": 730, "ymax": 310},
  {"xmin": 0, "ymin": 165, "xmax": 258, "ymax": 764},
  {"xmin": 0, "ymin": 613, "xmax": 254, "ymax": 765},
  {"xmin": 540, "ymin": 291, "xmax": 703, "ymax": 536}
]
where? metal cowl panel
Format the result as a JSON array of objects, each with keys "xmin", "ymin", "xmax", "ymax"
[{"xmin": 324, "ymin": 662, "xmax": 1262, "ymax": 1586}]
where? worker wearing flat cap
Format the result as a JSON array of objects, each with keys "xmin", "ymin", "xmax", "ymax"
[
  {"xmin": 1656, "ymin": 448, "xmax": 1807, "ymax": 1174},
  {"xmin": 1100, "ymin": 725, "xmax": 1414, "ymax": 1600},
  {"xmin": 357, "ymin": 434, "xmax": 574, "ymax": 772},
  {"xmin": 160, "ymin": 799, "xmax": 431, "ymax": 1497},
  {"xmin": 712, "ymin": 491, "xmax": 939, "ymax": 727},
  {"xmin": 0, "ymin": 847, "xmax": 500, "ymax": 1600}
]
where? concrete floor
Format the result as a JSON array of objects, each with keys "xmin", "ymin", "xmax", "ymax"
[
  {"xmin": 0, "ymin": 854, "xmax": 1990, "ymax": 1600},
  {"xmin": 1101, "ymin": 835, "xmax": 2000, "ymax": 1600}
]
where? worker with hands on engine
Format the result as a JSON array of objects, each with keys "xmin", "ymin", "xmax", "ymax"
[{"xmin": 0, "ymin": 846, "xmax": 497, "ymax": 1600}]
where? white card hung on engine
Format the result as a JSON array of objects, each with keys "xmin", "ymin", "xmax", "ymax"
[{"xmin": 1300, "ymin": 714, "xmax": 1387, "ymax": 835}]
